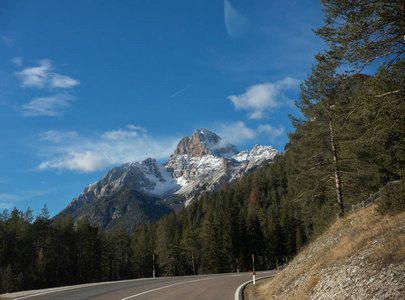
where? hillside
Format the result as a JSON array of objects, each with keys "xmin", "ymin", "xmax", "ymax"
[{"xmin": 246, "ymin": 205, "xmax": 405, "ymax": 299}]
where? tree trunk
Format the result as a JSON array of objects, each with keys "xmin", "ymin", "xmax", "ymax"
[
  {"xmin": 401, "ymin": 0, "xmax": 405, "ymax": 42},
  {"xmin": 329, "ymin": 117, "xmax": 344, "ymax": 219}
]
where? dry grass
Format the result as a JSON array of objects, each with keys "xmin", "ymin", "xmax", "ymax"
[
  {"xmin": 253, "ymin": 205, "xmax": 405, "ymax": 300},
  {"xmin": 306, "ymin": 276, "xmax": 319, "ymax": 290},
  {"xmin": 370, "ymin": 225, "xmax": 405, "ymax": 265},
  {"xmin": 243, "ymin": 279, "xmax": 269, "ymax": 300}
]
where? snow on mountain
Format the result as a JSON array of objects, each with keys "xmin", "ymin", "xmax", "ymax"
[
  {"xmin": 67, "ymin": 157, "xmax": 183, "ymax": 211},
  {"xmin": 142, "ymin": 164, "xmax": 183, "ymax": 198},
  {"xmin": 60, "ymin": 128, "xmax": 279, "ymax": 224},
  {"xmin": 164, "ymin": 131, "xmax": 279, "ymax": 205}
]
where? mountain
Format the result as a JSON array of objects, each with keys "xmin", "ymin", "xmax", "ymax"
[{"xmin": 56, "ymin": 128, "xmax": 279, "ymax": 231}]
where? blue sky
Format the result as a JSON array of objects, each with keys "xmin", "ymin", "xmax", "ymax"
[{"xmin": 0, "ymin": 0, "xmax": 325, "ymax": 217}]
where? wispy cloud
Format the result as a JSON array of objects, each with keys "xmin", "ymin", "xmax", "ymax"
[
  {"xmin": 16, "ymin": 59, "xmax": 51, "ymax": 88},
  {"xmin": 219, "ymin": 121, "xmax": 257, "ymax": 143},
  {"xmin": 15, "ymin": 59, "xmax": 80, "ymax": 89},
  {"xmin": 218, "ymin": 121, "xmax": 287, "ymax": 146},
  {"xmin": 224, "ymin": 0, "xmax": 250, "ymax": 37},
  {"xmin": 258, "ymin": 124, "xmax": 285, "ymax": 142},
  {"xmin": 22, "ymin": 94, "xmax": 76, "ymax": 117},
  {"xmin": 227, "ymin": 77, "xmax": 300, "ymax": 119},
  {"xmin": 0, "ymin": 190, "xmax": 50, "ymax": 210},
  {"xmin": 50, "ymin": 74, "xmax": 80, "ymax": 89},
  {"xmin": 103, "ymin": 125, "xmax": 147, "ymax": 140},
  {"xmin": 40, "ymin": 130, "xmax": 79, "ymax": 143},
  {"xmin": 37, "ymin": 126, "xmax": 181, "ymax": 173},
  {"xmin": 14, "ymin": 59, "xmax": 80, "ymax": 117},
  {"xmin": 0, "ymin": 193, "xmax": 24, "ymax": 210},
  {"xmin": 12, "ymin": 57, "xmax": 23, "ymax": 67},
  {"xmin": 0, "ymin": 202, "xmax": 14, "ymax": 210}
]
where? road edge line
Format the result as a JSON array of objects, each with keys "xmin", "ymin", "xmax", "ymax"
[{"xmin": 234, "ymin": 274, "xmax": 277, "ymax": 300}]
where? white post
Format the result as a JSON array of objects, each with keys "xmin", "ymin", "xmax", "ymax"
[
  {"xmin": 153, "ymin": 253, "xmax": 155, "ymax": 279},
  {"xmin": 252, "ymin": 254, "xmax": 256, "ymax": 285}
]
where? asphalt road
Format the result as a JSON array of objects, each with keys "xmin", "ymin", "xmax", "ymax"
[{"xmin": 5, "ymin": 271, "xmax": 278, "ymax": 300}]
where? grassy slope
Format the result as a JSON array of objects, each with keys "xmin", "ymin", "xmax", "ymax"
[{"xmin": 249, "ymin": 205, "xmax": 405, "ymax": 299}]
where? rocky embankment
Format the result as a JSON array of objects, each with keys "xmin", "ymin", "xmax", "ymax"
[{"xmin": 246, "ymin": 205, "xmax": 405, "ymax": 299}]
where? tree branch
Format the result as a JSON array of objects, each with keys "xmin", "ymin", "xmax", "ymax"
[{"xmin": 374, "ymin": 89, "xmax": 405, "ymax": 98}]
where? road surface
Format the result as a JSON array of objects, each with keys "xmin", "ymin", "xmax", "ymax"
[{"xmin": 4, "ymin": 271, "xmax": 278, "ymax": 300}]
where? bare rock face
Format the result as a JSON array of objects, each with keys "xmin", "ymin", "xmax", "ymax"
[
  {"xmin": 58, "ymin": 128, "xmax": 279, "ymax": 231},
  {"xmin": 170, "ymin": 136, "xmax": 190, "ymax": 159},
  {"xmin": 169, "ymin": 128, "xmax": 239, "ymax": 159},
  {"xmin": 164, "ymin": 129, "xmax": 278, "ymax": 205}
]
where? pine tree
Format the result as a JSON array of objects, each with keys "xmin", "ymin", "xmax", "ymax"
[
  {"xmin": 75, "ymin": 217, "xmax": 102, "ymax": 283},
  {"xmin": 315, "ymin": 0, "xmax": 405, "ymax": 184},
  {"xmin": 316, "ymin": 0, "xmax": 405, "ymax": 78},
  {"xmin": 46, "ymin": 214, "xmax": 77, "ymax": 286}
]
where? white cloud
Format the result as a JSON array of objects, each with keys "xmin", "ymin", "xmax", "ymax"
[
  {"xmin": 227, "ymin": 77, "xmax": 300, "ymax": 119},
  {"xmin": 22, "ymin": 94, "xmax": 76, "ymax": 117},
  {"xmin": 50, "ymin": 74, "xmax": 80, "ymax": 89},
  {"xmin": 37, "ymin": 126, "xmax": 181, "ymax": 173},
  {"xmin": 103, "ymin": 125, "xmax": 147, "ymax": 140},
  {"xmin": 103, "ymin": 129, "xmax": 138, "ymax": 140},
  {"xmin": 219, "ymin": 121, "xmax": 257, "ymax": 143},
  {"xmin": 15, "ymin": 59, "xmax": 80, "ymax": 89},
  {"xmin": 224, "ymin": 0, "xmax": 250, "ymax": 37},
  {"xmin": 16, "ymin": 59, "xmax": 51, "ymax": 88},
  {"xmin": 126, "ymin": 125, "xmax": 147, "ymax": 132},
  {"xmin": 218, "ymin": 121, "xmax": 286, "ymax": 145},
  {"xmin": 39, "ymin": 151, "xmax": 110, "ymax": 173},
  {"xmin": 15, "ymin": 59, "xmax": 80, "ymax": 117},
  {"xmin": 258, "ymin": 124, "xmax": 285, "ymax": 141}
]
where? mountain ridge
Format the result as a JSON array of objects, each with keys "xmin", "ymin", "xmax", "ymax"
[{"xmin": 56, "ymin": 128, "xmax": 279, "ymax": 230}]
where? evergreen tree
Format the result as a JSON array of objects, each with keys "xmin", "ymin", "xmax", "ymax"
[
  {"xmin": 315, "ymin": 0, "xmax": 405, "ymax": 77},
  {"xmin": 31, "ymin": 208, "xmax": 52, "ymax": 288},
  {"xmin": 75, "ymin": 217, "xmax": 102, "ymax": 283},
  {"xmin": 45, "ymin": 214, "xmax": 77, "ymax": 286},
  {"xmin": 314, "ymin": 0, "xmax": 405, "ymax": 184}
]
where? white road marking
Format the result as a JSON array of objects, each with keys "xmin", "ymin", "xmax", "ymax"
[
  {"xmin": 235, "ymin": 279, "xmax": 253, "ymax": 300},
  {"xmin": 7, "ymin": 278, "xmax": 148, "ymax": 300},
  {"xmin": 121, "ymin": 276, "xmax": 216, "ymax": 300},
  {"xmin": 234, "ymin": 273, "xmax": 278, "ymax": 300}
]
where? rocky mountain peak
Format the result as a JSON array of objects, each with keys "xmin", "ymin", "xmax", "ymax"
[
  {"xmin": 169, "ymin": 128, "xmax": 239, "ymax": 159},
  {"xmin": 58, "ymin": 128, "xmax": 279, "ymax": 232}
]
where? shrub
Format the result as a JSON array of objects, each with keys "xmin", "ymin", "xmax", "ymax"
[{"xmin": 376, "ymin": 181, "xmax": 405, "ymax": 216}]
